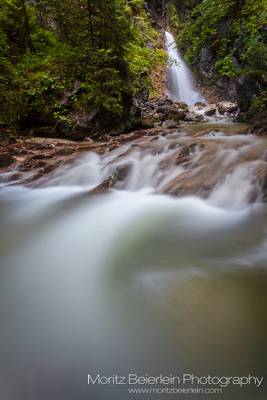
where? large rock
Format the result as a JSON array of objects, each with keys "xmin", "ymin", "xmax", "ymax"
[
  {"xmin": 175, "ymin": 101, "xmax": 189, "ymax": 111},
  {"xmin": 156, "ymin": 96, "xmax": 173, "ymax": 107},
  {"xmin": 141, "ymin": 115, "xmax": 160, "ymax": 128},
  {"xmin": 205, "ymin": 107, "xmax": 216, "ymax": 116},
  {"xmin": 162, "ymin": 119, "xmax": 180, "ymax": 129},
  {"xmin": 156, "ymin": 104, "xmax": 186, "ymax": 121},
  {"xmin": 185, "ymin": 112, "xmax": 204, "ymax": 122},
  {"xmin": 216, "ymin": 102, "xmax": 238, "ymax": 114},
  {"xmin": 195, "ymin": 102, "xmax": 206, "ymax": 109}
]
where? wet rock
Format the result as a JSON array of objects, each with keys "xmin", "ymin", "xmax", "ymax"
[
  {"xmin": 194, "ymin": 102, "xmax": 206, "ymax": 109},
  {"xmin": 162, "ymin": 120, "xmax": 179, "ymax": 129},
  {"xmin": 89, "ymin": 178, "xmax": 114, "ymax": 194},
  {"xmin": 205, "ymin": 107, "xmax": 216, "ymax": 116},
  {"xmin": 175, "ymin": 101, "xmax": 189, "ymax": 111},
  {"xmin": 114, "ymin": 164, "xmax": 131, "ymax": 182},
  {"xmin": 156, "ymin": 105, "xmax": 186, "ymax": 121},
  {"xmin": 186, "ymin": 112, "xmax": 204, "ymax": 122}
]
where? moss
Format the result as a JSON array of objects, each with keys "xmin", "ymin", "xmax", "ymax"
[{"xmin": 171, "ymin": 0, "xmax": 267, "ymax": 111}]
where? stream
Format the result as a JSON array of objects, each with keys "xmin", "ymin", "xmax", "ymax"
[
  {"xmin": 0, "ymin": 35, "xmax": 267, "ymax": 400},
  {"xmin": 1, "ymin": 121, "xmax": 267, "ymax": 399}
]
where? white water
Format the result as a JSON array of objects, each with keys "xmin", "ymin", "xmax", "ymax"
[
  {"xmin": 165, "ymin": 31, "xmax": 204, "ymax": 104},
  {"xmin": 0, "ymin": 127, "xmax": 267, "ymax": 399}
]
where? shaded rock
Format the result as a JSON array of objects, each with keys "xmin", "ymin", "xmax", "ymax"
[
  {"xmin": 156, "ymin": 104, "xmax": 178, "ymax": 114},
  {"xmin": 200, "ymin": 47, "xmax": 213, "ymax": 64},
  {"xmin": 205, "ymin": 107, "xmax": 216, "ymax": 116},
  {"xmin": 236, "ymin": 75, "xmax": 259, "ymax": 111},
  {"xmin": 250, "ymin": 117, "xmax": 267, "ymax": 136},
  {"xmin": 114, "ymin": 164, "xmax": 131, "ymax": 182},
  {"xmin": 186, "ymin": 112, "xmax": 204, "ymax": 122},
  {"xmin": 168, "ymin": 111, "xmax": 186, "ymax": 121},
  {"xmin": 156, "ymin": 105, "xmax": 186, "ymax": 121},
  {"xmin": 175, "ymin": 101, "xmax": 189, "ymax": 111},
  {"xmin": 141, "ymin": 115, "xmax": 160, "ymax": 128},
  {"xmin": 156, "ymin": 96, "xmax": 174, "ymax": 106},
  {"xmin": 0, "ymin": 153, "xmax": 15, "ymax": 168}
]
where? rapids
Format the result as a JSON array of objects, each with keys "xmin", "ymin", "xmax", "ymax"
[{"xmin": 0, "ymin": 120, "xmax": 267, "ymax": 399}]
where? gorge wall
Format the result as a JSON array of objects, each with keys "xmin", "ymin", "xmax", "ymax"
[{"xmin": 168, "ymin": 0, "xmax": 267, "ymax": 121}]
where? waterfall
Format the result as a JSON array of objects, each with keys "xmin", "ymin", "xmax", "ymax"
[{"xmin": 165, "ymin": 31, "xmax": 204, "ymax": 104}]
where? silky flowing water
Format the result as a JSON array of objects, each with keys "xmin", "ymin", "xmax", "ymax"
[
  {"xmin": 0, "ymin": 120, "xmax": 267, "ymax": 399},
  {"xmin": 165, "ymin": 31, "xmax": 204, "ymax": 104}
]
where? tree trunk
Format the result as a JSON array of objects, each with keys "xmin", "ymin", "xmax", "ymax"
[{"xmin": 20, "ymin": 0, "xmax": 34, "ymax": 51}]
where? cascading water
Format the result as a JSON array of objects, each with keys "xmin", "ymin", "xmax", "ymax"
[
  {"xmin": 165, "ymin": 31, "xmax": 204, "ymax": 104},
  {"xmin": 0, "ymin": 122, "xmax": 267, "ymax": 399}
]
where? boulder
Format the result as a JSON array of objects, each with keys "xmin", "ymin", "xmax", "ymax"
[
  {"xmin": 194, "ymin": 102, "xmax": 206, "ymax": 109},
  {"xmin": 156, "ymin": 96, "xmax": 174, "ymax": 107},
  {"xmin": 156, "ymin": 104, "xmax": 186, "ymax": 120},
  {"xmin": 186, "ymin": 112, "xmax": 204, "ymax": 122},
  {"xmin": 162, "ymin": 119, "xmax": 180, "ymax": 129},
  {"xmin": 175, "ymin": 101, "xmax": 189, "ymax": 111},
  {"xmin": 141, "ymin": 115, "xmax": 159, "ymax": 128},
  {"xmin": 205, "ymin": 107, "xmax": 216, "ymax": 116},
  {"xmin": 216, "ymin": 102, "xmax": 238, "ymax": 114}
]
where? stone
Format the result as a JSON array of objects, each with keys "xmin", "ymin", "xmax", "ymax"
[
  {"xmin": 141, "ymin": 115, "xmax": 159, "ymax": 128},
  {"xmin": 174, "ymin": 101, "xmax": 189, "ymax": 111},
  {"xmin": 216, "ymin": 102, "xmax": 238, "ymax": 114},
  {"xmin": 156, "ymin": 96, "xmax": 174, "ymax": 107},
  {"xmin": 162, "ymin": 120, "xmax": 179, "ymax": 129},
  {"xmin": 194, "ymin": 102, "xmax": 206, "ymax": 109},
  {"xmin": 205, "ymin": 108, "xmax": 216, "ymax": 116},
  {"xmin": 186, "ymin": 112, "xmax": 204, "ymax": 122},
  {"xmin": 156, "ymin": 105, "xmax": 186, "ymax": 121}
]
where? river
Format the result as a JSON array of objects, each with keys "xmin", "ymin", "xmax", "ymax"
[
  {"xmin": 0, "ymin": 120, "xmax": 267, "ymax": 399},
  {"xmin": 0, "ymin": 35, "xmax": 266, "ymax": 400}
]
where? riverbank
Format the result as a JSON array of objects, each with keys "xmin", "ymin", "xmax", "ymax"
[{"xmin": 0, "ymin": 97, "xmax": 248, "ymax": 188}]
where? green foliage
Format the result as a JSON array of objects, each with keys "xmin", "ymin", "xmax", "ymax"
[
  {"xmin": 0, "ymin": 0, "xmax": 163, "ymax": 128},
  {"xmin": 169, "ymin": 3, "xmax": 180, "ymax": 31},
  {"xmin": 215, "ymin": 56, "xmax": 238, "ymax": 78},
  {"xmin": 176, "ymin": 0, "xmax": 235, "ymax": 63},
  {"xmin": 173, "ymin": 0, "xmax": 267, "ymax": 113},
  {"xmin": 249, "ymin": 91, "xmax": 267, "ymax": 116}
]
